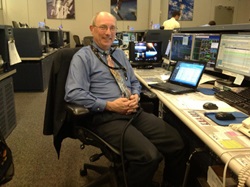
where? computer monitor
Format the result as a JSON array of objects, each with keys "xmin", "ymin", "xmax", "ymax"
[
  {"xmin": 152, "ymin": 23, "xmax": 160, "ymax": 29},
  {"xmin": 129, "ymin": 41, "xmax": 162, "ymax": 67},
  {"xmin": 215, "ymin": 34, "xmax": 250, "ymax": 83},
  {"xmin": 122, "ymin": 32, "xmax": 136, "ymax": 46},
  {"xmin": 192, "ymin": 33, "xmax": 221, "ymax": 67},
  {"xmin": 169, "ymin": 33, "xmax": 194, "ymax": 61},
  {"xmin": 112, "ymin": 38, "xmax": 119, "ymax": 47},
  {"xmin": 145, "ymin": 29, "xmax": 173, "ymax": 57}
]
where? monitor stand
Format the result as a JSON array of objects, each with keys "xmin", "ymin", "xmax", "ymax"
[{"xmin": 216, "ymin": 77, "xmax": 236, "ymax": 87}]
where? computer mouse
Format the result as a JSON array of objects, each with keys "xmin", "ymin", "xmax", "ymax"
[
  {"xmin": 215, "ymin": 112, "xmax": 236, "ymax": 120},
  {"xmin": 203, "ymin": 102, "xmax": 218, "ymax": 110}
]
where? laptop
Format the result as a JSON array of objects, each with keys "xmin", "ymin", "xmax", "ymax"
[{"xmin": 149, "ymin": 60, "xmax": 207, "ymax": 94}]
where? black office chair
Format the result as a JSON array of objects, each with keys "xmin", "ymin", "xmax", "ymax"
[
  {"xmin": 73, "ymin": 35, "xmax": 84, "ymax": 47},
  {"xmin": 43, "ymin": 47, "xmax": 159, "ymax": 187},
  {"xmin": 43, "ymin": 47, "xmax": 122, "ymax": 187},
  {"xmin": 83, "ymin": 36, "xmax": 93, "ymax": 46},
  {"xmin": 12, "ymin": 21, "xmax": 19, "ymax": 28}
]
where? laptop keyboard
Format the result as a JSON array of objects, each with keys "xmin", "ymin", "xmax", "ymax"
[
  {"xmin": 161, "ymin": 82, "xmax": 192, "ymax": 91},
  {"xmin": 151, "ymin": 82, "xmax": 192, "ymax": 92}
]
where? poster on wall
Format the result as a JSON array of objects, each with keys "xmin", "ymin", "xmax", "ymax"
[
  {"xmin": 111, "ymin": 0, "xmax": 137, "ymax": 21},
  {"xmin": 46, "ymin": 0, "xmax": 75, "ymax": 19},
  {"xmin": 168, "ymin": 0, "xmax": 194, "ymax": 21}
]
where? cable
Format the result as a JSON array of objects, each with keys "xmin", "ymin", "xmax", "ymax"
[
  {"xmin": 120, "ymin": 109, "xmax": 142, "ymax": 187},
  {"xmin": 238, "ymin": 164, "xmax": 250, "ymax": 187},
  {"xmin": 182, "ymin": 147, "xmax": 206, "ymax": 187},
  {"xmin": 223, "ymin": 155, "xmax": 236, "ymax": 187},
  {"xmin": 222, "ymin": 153, "xmax": 250, "ymax": 187}
]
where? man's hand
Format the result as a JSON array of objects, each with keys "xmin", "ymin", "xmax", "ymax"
[{"xmin": 105, "ymin": 94, "xmax": 140, "ymax": 115}]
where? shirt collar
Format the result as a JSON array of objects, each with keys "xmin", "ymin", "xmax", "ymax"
[{"xmin": 92, "ymin": 42, "xmax": 111, "ymax": 55}]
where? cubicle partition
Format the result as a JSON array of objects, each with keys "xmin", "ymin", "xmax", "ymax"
[
  {"xmin": 12, "ymin": 28, "xmax": 70, "ymax": 91},
  {"xmin": 0, "ymin": 25, "xmax": 17, "ymax": 138}
]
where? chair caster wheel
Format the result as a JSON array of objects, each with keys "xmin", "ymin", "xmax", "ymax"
[{"xmin": 80, "ymin": 168, "xmax": 87, "ymax": 176}]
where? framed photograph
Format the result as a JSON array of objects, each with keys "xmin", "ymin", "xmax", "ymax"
[
  {"xmin": 168, "ymin": 0, "xmax": 194, "ymax": 21},
  {"xmin": 46, "ymin": 0, "xmax": 75, "ymax": 19},
  {"xmin": 111, "ymin": 0, "xmax": 137, "ymax": 21}
]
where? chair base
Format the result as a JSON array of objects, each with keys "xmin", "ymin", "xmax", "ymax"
[{"xmin": 81, "ymin": 163, "xmax": 120, "ymax": 187}]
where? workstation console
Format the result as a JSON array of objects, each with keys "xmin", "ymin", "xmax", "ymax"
[
  {"xmin": 132, "ymin": 25, "xmax": 250, "ymax": 186},
  {"xmin": 12, "ymin": 28, "xmax": 70, "ymax": 91}
]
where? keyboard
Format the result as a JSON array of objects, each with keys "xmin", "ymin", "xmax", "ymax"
[
  {"xmin": 215, "ymin": 87, "xmax": 250, "ymax": 114},
  {"xmin": 135, "ymin": 68, "xmax": 169, "ymax": 77}
]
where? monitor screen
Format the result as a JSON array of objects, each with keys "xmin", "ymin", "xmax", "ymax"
[
  {"xmin": 129, "ymin": 41, "xmax": 162, "ymax": 67},
  {"xmin": 152, "ymin": 23, "xmax": 160, "ymax": 29},
  {"xmin": 170, "ymin": 33, "xmax": 194, "ymax": 61},
  {"xmin": 145, "ymin": 29, "xmax": 173, "ymax": 56},
  {"xmin": 216, "ymin": 34, "xmax": 250, "ymax": 79},
  {"xmin": 192, "ymin": 33, "xmax": 221, "ymax": 67},
  {"xmin": 112, "ymin": 38, "xmax": 119, "ymax": 47},
  {"xmin": 122, "ymin": 32, "xmax": 136, "ymax": 45}
]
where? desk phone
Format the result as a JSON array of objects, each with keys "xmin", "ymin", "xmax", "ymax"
[{"xmin": 230, "ymin": 117, "xmax": 250, "ymax": 138}]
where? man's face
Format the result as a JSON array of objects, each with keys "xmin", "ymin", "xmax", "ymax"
[{"xmin": 90, "ymin": 14, "xmax": 117, "ymax": 51}]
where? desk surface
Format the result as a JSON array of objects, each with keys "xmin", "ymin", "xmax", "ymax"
[
  {"xmin": 0, "ymin": 69, "xmax": 16, "ymax": 81},
  {"xmin": 135, "ymin": 68, "xmax": 250, "ymax": 186}
]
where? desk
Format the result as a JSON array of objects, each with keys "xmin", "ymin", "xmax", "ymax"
[
  {"xmin": 12, "ymin": 50, "xmax": 58, "ymax": 92},
  {"xmin": 135, "ymin": 69, "xmax": 250, "ymax": 186}
]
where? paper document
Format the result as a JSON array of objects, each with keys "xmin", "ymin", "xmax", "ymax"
[
  {"xmin": 8, "ymin": 40, "xmax": 21, "ymax": 65},
  {"xmin": 199, "ymin": 74, "xmax": 217, "ymax": 85}
]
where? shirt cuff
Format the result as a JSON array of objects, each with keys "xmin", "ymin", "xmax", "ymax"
[{"xmin": 91, "ymin": 99, "xmax": 106, "ymax": 112}]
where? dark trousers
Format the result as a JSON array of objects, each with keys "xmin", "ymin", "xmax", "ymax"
[{"xmin": 90, "ymin": 109, "xmax": 187, "ymax": 187}]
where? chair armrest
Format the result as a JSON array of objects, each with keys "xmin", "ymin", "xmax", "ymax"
[
  {"xmin": 65, "ymin": 103, "xmax": 121, "ymax": 156},
  {"xmin": 65, "ymin": 103, "xmax": 90, "ymax": 116}
]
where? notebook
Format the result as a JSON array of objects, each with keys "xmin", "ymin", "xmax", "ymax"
[{"xmin": 148, "ymin": 60, "xmax": 207, "ymax": 94}]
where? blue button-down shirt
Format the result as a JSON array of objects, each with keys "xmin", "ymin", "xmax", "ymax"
[{"xmin": 64, "ymin": 43, "xmax": 141, "ymax": 112}]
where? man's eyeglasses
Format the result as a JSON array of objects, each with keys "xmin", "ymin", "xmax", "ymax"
[{"xmin": 94, "ymin": 25, "xmax": 118, "ymax": 32}]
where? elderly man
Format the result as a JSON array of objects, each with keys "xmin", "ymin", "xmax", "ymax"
[{"xmin": 65, "ymin": 11, "xmax": 186, "ymax": 187}]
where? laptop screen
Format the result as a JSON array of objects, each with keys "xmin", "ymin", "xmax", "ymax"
[
  {"xmin": 169, "ymin": 60, "xmax": 206, "ymax": 88},
  {"xmin": 129, "ymin": 41, "xmax": 162, "ymax": 67}
]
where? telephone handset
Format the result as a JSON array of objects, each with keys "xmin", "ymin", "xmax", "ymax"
[{"xmin": 230, "ymin": 117, "xmax": 250, "ymax": 137}]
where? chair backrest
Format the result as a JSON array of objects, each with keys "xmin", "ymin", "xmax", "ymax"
[
  {"xmin": 83, "ymin": 36, "xmax": 93, "ymax": 46},
  {"xmin": 43, "ymin": 47, "xmax": 120, "ymax": 160},
  {"xmin": 12, "ymin": 21, "xmax": 19, "ymax": 28},
  {"xmin": 73, "ymin": 35, "xmax": 83, "ymax": 47},
  {"xmin": 43, "ymin": 47, "xmax": 80, "ymax": 153}
]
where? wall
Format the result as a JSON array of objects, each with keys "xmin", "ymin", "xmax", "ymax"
[
  {"xmin": 0, "ymin": 10, "xmax": 3, "ymax": 23},
  {"xmin": 1, "ymin": 0, "xmax": 150, "ymax": 47},
  {"xmin": 1, "ymin": 0, "xmax": 250, "ymax": 47},
  {"xmin": 160, "ymin": 0, "xmax": 250, "ymax": 28}
]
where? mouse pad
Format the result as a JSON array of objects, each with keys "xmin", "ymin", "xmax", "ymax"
[
  {"xmin": 197, "ymin": 88, "xmax": 215, "ymax": 95},
  {"xmin": 204, "ymin": 112, "xmax": 249, "ymax": 126}
]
